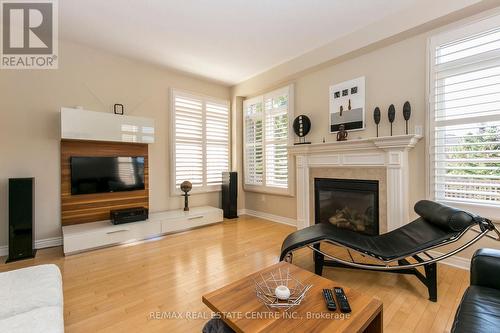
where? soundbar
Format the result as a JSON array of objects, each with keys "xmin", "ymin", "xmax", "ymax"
[{"xmin": 110, "ymin": 207, "xmax": 148, "ymax": 225}]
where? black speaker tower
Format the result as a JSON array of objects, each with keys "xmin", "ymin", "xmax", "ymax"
[
  {"xmin": 222, "ymin": 172, "xmax": 238, "ymax": 219},
  {"xmin": 7, "ymin": 178, "xmax": 36, "ymax": 263}
]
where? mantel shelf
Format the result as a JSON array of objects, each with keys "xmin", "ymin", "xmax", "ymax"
[{"xmin": 288, "ymin": 134, "xmax": 422, "ymax": 155}]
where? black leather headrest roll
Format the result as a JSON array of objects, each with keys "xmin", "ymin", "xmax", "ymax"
[{"xmin": 414, "ymin": 200, "xmax": 476, "ymax": 232}]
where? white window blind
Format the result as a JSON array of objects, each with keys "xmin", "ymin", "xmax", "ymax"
[
  {"xmin": 206, "ymin": 101, "xmax": 230, "ymax": 186},
  {"xmin": 429, "ymin": 15, "xmax": 500, "ymax": 215},
  {"xmin": 244, "ymin": 99, "xmax": 264, "ymax": 186},
  {"xmin": 244, "ymin": 85, "xmax": 292, "ymax": 194},
  {"xmin": 264, "ymin": 92, "xmax": 289, "ymax": 188},
  {"xmin": 172, "ymin": 90, "xmax": 229, "ymax": 193}
]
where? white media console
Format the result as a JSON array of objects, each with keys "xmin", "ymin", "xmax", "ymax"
[{"xmin": 62, "ymin": 206, "xmax": 223, "ymax": 254}]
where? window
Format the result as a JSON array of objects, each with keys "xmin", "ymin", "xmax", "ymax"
[
  {"xmin": 243, "ymin": 85, "xmax": 293, "ymax": 194},
  {"xmin": 171, "ymin": 89, "xmax": 229, "ymax": 193},
  {"xmin": 428, "ymin": 15, "xmax": 500, "ymax": 218}
]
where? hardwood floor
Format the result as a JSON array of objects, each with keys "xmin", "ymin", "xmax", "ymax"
[{"xmin": 0, "ymin": 215, "xmax": 468, "ymax": 333}]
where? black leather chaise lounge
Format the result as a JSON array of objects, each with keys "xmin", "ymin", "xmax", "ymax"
[{"xmin": 280, "ymin": 200, "xmax": 499, "ymax": 302}]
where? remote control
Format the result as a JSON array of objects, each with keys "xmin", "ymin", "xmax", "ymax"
[
  {"xmin": 334, "ymin": 287, "xmax": 351, "ymax": 313},
  {"xmin": 322, "ymin": 289, "xmax": 337, "ymax": 311}
]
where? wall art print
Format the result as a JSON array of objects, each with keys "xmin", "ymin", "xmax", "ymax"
[{"xmin": 329, "ymin": 76, "xmax": 365, "ymax": 133}]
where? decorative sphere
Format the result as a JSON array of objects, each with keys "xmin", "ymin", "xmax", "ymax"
[
  {"xmin": 274, "ymin": 285, "xmax": 291, "ymax": 300},
  {"xmin": 180, "ymin": 181, "xmax": 192, "ymax": 193},
  {"xmin": 293, "ymin": 115, "xmax": 311, "ymax": 137}
]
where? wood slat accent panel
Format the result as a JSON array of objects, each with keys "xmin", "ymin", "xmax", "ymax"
[{"xmin": 61, "ymin": 139, "xmax": 149, "ymax": 226}]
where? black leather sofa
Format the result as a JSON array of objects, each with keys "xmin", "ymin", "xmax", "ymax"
[{"xmin": 451, "ymin": 248, "xmax": 500, "ymax": 332}]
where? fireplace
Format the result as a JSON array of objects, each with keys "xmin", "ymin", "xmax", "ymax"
[{"xmin": 314, "ymin": 178, "xmax": 379, "ymax": 235}]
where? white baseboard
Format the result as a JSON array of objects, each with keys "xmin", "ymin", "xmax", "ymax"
[
  {"xmin": 428, "ymin": 250, "xmax": 470, "ymax": 270},
  {"xmin": 35, "ymin": 237, "xmax": 63, "ymax": 249},
  {"xmin": 240, "ymin": 209, "xmax": 297, "ymax": 227},
  {"xmin": 0, "ymin": 237, "xmax": 63, "ymax": 258}
]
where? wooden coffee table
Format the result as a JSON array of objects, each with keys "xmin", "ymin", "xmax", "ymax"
[{"xmin": 202, "ymin": 261, "xmax": 383, "ymax": 332}]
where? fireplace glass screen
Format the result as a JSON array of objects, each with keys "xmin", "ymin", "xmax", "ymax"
[{"xmin": 314, "ymin": 178, "xmax": 379, "ymax": 235}]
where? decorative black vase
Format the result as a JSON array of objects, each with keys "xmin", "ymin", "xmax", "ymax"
[
  {"xmin": 403, "ymin": 101, "xmax": 411, "ymax": 135},
  {"xmin": 373, "ymin": 107, "xmax": 381, "ymax": 137},
  {"xmin": 388, "ymin": 104, "xmax": 395, "ymax": 136}
]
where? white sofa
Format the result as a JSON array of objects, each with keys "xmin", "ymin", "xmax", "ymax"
[{"xmin": 0, "ymin": 264, "xmax": 64, "ymax": 333}]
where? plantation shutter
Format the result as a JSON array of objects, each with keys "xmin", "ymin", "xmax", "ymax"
[
  {"xmin": 206, "ymin": 101, "xmax": 229, "ymax": 186},
  {"xmin": 264, "ymin": 92, "xmax": 289, "ymax": 188},
  {"xmin": 244, "ymin": 85, "xmax": 292, "ymax": 192},
  {"xmin": 174, "ymin": 93, "xmax": 204, "ymax": 188},
  {"xmin": 244, "ymin": 98, "xmax": 264, "ymax": 185},
  {"xmin": 173, "ymin": 90, "xmax": 229, "ymax": 191},
  {"xmin": 429, "ymin": 18, "xmax": 500, "ymax": 210}
]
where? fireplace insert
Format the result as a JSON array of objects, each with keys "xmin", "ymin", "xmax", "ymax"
[{"xmin": 314, "ymin": 178, "xmax": 379, "ymax": 235}]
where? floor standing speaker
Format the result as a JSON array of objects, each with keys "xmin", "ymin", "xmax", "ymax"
[
  {"xmin": 7, "ymin": 178, "xmax": 36, "ymax": 263},
  {"xmin": 222, "ymin": 172, "xmax": 238, "ymax": 219}
]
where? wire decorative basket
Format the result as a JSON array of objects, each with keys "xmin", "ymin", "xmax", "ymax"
[{"xmin": 254, "ymin": 267, "xmax": 313, "ymax": 311}]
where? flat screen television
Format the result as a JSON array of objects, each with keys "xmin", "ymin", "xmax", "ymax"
[{"xmin": 70, "ymin": 156, "xmax": 145, "ymax": 195}]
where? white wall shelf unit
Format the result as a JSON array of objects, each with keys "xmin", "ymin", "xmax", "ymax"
[{"xmin": 60, "ymin": 107, "xmax": 155, "ymax": 143}]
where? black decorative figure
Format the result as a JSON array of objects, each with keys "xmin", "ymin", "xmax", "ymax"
[
  {"xmin": 373, "ymin": 107, "xmax": 381, "ymax": 137},
  {"xmin": 403, "ymin": 101, "xmax": 411, "ymax": 135},
  {"xmin": 180, "ymin": 181, "xmax": 192, "ymax": 211},
  {"xmin": 388, "ymin": 104, "xmax": 396, "ymax": 136},
  {"xmin": 293, "ymin": 115, "xmax": 311, "ymax": 145}
]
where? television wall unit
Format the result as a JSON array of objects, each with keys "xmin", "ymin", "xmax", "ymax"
[
  {"xmin": 60, "ymin": 107, "xmax": 155, "ymax": 226},
  {"xmin": 61, "ymin": 139, "xmax": 149, "ymax": 226}
]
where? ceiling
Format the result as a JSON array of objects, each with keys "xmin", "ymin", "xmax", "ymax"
[{"xmin": 60, "ymin": 0, "xmax": 419, "ymax": 85}]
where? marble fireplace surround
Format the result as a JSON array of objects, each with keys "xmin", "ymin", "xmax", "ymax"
[{"xmin": 288, "ymin": 134, "xmax": 422, "ymax": 232}]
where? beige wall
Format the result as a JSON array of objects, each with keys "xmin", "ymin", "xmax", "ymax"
[
  {"xmin": 0, "ymin": 40, "xmax": 230, "ymax": 247},
  {"xmin": 234, "ymin": 32, "xmax": 428, "ymax": 220},
  {"xmin": 232, "ymin": 11, "xmax": 500, "ymax": 261}
]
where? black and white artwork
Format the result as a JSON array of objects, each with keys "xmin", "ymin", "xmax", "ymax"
[{"xmin": 329, "ymin": 76, "xmax": 365, "ymax": 133}]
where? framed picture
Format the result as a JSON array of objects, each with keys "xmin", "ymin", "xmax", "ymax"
[{"xmin": 329, "ymin": 76, "xmax": 365, "ymax": 133}]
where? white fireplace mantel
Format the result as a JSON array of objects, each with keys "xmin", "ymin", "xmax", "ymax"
[{"xmin": 288, "ymin": 134, "xmax": 422, "ymax": 232}]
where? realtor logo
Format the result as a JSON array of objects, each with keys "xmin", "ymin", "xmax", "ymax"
[{"xmin": 1, "ymin": 0, "xmax": 58, "ymax": 69}]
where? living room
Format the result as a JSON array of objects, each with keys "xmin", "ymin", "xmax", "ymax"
[{"xmin": 1, "ymin": 0, "xmax": 500, "ymax": 332}]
